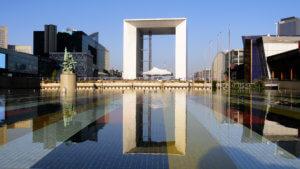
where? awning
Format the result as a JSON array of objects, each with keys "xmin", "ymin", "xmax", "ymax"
[
  {"xmin": 143, "ymin": 67, "xmax": 172, "ymax": 76},
  {"xmin": 98, "ymin": 72, "xmax": 108, "ymax": 76}
]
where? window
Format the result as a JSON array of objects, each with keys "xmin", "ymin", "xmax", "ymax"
[{"xmin": 0, "ymin": 53, "xmax": 6, "ymax": 68}]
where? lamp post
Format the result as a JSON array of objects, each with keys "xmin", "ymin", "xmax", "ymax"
[
  {"xmin": 228, "ymin": 26, "xmax": 231, "ymax": 91},
  {"xmin": 228, "ymin": 25, "xmax": 231, "ymax": 126},
  {"xmin": 209, "ymin": 40, "xmax": 213, "ymax": 84}
]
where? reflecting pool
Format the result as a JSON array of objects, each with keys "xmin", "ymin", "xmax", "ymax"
[{"xmin": 0, "ymin": 90, "xmax": 299, "ymax": 169}]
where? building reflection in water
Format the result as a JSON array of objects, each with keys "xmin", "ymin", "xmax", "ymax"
[
  {"xmin": 0, "ymin": 93, "xmax": 36, "ymax": 146},
  {"xmin": 64, "ymin": 93, "xmax": 110, "ymax": 144},
  {"xmin": 0, "ymin": 95, "xmax": 5, "ymax": 145},
  {"xmin": 212, "ymin": 90, "xmax": 300, "ymax": 158},
  {"xmin": 33, "ymin": 92, "xmax": 111, "ymax": 149},
  {"xmin": 0, "ymin": 90, "xmax": 111, "ymax": 149},
  {"xmin": 123, "ymin": 90, "xmax": 186, "ymax": 155}
]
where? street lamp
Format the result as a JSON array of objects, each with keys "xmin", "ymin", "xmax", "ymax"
[{"xmin": 228, "ymin": 25, "xmax": 231, "ymax": 91}]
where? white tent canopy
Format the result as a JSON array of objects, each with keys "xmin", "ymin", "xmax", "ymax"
[
  {"xmin": 98, "ymin": 72, "xmax": 109, "ymax": 76},
  {"xmin": 143, "ymin": 67, "xmax": 172, "ymax": 76}
]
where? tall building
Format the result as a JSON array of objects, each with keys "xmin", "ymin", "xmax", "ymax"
[
  {"xmin": 34, "ymin": 25, "xmax": 109, "ymax": 77},
  {"xmin": 33, "ymin": 29, "xmax": 57, "ymax": 77},
  {"xmin": 8, "ymin": 45, "xmax": 32, "ymax": 54},
  {"xmin": 0, "ymin": 26, "xmax": 8, "ymax": 49},
  {"xmin": 33, "ymin": 31, "xmax": 44, "ymax": 56},
  {"xmin": 44, "ymin": 25, "xmax": 57, "ymax": 54},
  {"xmin": 278, "ymin": 17, "xmax": 300, "ymax": 36}
]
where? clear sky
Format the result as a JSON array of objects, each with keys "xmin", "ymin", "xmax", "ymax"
[{"xmin": 1, "ymin": 0, "xmax": 300, "ymax": 77}]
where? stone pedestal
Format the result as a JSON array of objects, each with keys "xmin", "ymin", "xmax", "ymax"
[{"xmin": 60, "ymin": 73, "xmax": 76, "ymax": 95}]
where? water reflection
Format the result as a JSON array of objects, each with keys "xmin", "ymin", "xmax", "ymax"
[
  {"xmin": 211, "ymin": 90, "xmax": 300, "ymax": 158},
  {"xmin": 0, "ymin": 92, "xmax": 40, "ymax": 146},
  {"xmin": 64, "ymin": 92, "xmax": 110, "ymax": 144},
  {"xmin": 61, "ymin": 95, "xmax": 77, "ymax": 127},
  {"xmin": 0, "ymin": 90, "xmax": 119, "ymax": 169},
  {"xmin": 32, "ymin": 92, "xmax": 112, "ymax": 149},
  {"xmin": 0, "ymin": 89, "xmax": 299, "ymax": 168},
  {"xmin": 0, "ymin": 91, "xmax": 113, "ymax": 149},
  {"xmin": 123, "ymin": 91, "xmax": 186, "ymax": 155}
]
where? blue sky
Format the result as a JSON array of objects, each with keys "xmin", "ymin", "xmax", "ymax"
[{"xmin": 1, "ymin": 0, "xmax": 300, "ymax": 76}]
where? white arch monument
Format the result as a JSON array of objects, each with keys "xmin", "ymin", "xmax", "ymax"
[{"xmin": 123, "ymin": 18, "xmax": 187, "ymax": 80}]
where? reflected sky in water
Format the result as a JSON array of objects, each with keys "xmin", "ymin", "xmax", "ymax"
[{"xmin": 0, "ymin": 90, "xmax": 299, "ymax": 169}]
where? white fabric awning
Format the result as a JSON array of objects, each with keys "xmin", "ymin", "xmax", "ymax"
[
  {"xmin": 143, "ymin": 67, "xmax": 172, "ymax": 76},
  {"xmin": 98, "ymin": 72, "xmax": 108, "ymax": 76}
]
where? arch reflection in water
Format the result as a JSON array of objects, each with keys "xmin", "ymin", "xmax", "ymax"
[{"xmin": 123, "ymin": 90, "xmax": 186, "ymax": 155}]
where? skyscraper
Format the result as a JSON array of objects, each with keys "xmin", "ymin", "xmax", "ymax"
[
  {"xmin": 278, "ymin": 17, "xmax": 300, "ymax": 36},
  {"xmin": 33, "ymin": 31, "xmax": 44, "ymax": 56},
  {"xmin": 0, "ymin": 26, "xmax": 8, "ymax": 49},
  {"xmin": 44, "ymin": 24, "xmax": 57, "ymax": 54}
]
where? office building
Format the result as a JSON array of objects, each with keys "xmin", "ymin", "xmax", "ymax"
[
  {"xmin": 212, "ymin": 49, "xmax": 245, "ymax": 81},
  {"xmin": 0, "ymin": 26, "xmax": 8, "ymax": 49},
  {"xmin": 44, "ymin": 24, "xmax": 57, "ymax": 54},
  {"xmin": 50, "ymin": 52, "xmax": 97, "ymax": 77},
  {"xmin": 194, "ymin": 68, "xmax": 211, "ymax": 81},
  {"xmin": 55, "ymin": 30, "xmax": 109, "ymax": 73},
  {"xmin": 34, "ymin": 25, "xmax": 109, "ymax": 77},
  {"xmin": 8, "ymin": 45, "xmax": 32, "ymax": 54},
  {"xmin": 243, "ymin": 35, "xmax": 300, "ymax": 82},
  {"xmin": 33, "ymin": 31, "xmax": 45, "ymax": 56},
  {"xmin": 278, "ymin": 17, "xmax": 300, "ymax": 36},
  {"xmin": 0, "ymin": 47, "xmax": 38, "ymax": 75},
  {"xmin": 226, "ymin": 49, "xmax": 244, "ymax": 80},
  {"xmin": 0, "ymin": 47, "xmax": 39, "ymax": 88},
  {"xmin": 227, "ymin": 49, "xmax": 244, "ymax": 66},
  {"xmin": 51, "ymin": 31, "xmax": 109, "ymax": 77}
]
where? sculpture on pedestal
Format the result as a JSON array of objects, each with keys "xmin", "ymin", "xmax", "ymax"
[
  {"xmin": 62, "ymin": 48, "xmax": 77, "ymax": 74},
  {"xmin": 60, "ymin": 48, "xmax": 77, "ymax": 95}
]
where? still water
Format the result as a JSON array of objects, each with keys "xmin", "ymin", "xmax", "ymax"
[{"xmin": 0, "ymin": 90, "xmax": 299, "ymax": 169}]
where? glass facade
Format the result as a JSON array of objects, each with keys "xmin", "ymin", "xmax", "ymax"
[
  {"xmin": 7, "ymin": 53, "xmax": 38, "ymax": 75},
  {"xmin": 243, "ymin": 36, "xmax": 268, "ymax": 82},
  {"xmin": 0, "ymin": 53, "xmax": 6, "ymax": 69}
]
